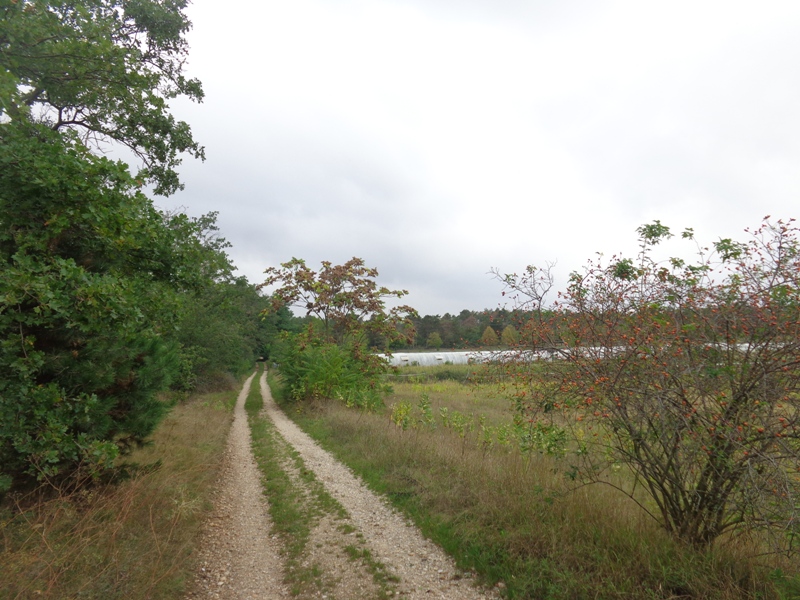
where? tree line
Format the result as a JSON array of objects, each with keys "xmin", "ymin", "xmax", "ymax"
[
  {"xmin": 0, "ymin": 0, "xmax": 290, "ymax": 492},
  {"xmin": 399, "ymin": 309, "xmax": 522, "ymax": 349}
]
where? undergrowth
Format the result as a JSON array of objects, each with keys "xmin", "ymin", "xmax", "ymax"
[{"xmin": 0, "ymin": 387, "xmax": 238, "ymax": 599}]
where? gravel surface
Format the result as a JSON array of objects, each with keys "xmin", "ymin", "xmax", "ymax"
[
  {"xmin": 186, "ymin": 373, "xmax": 289, "ymax": 600},
  {"xmin": 187, "ymin": 371, "xmax": 498, "ymax": 599},
  {"xmin": 258, "ymin": 372, "xmax": 497, "ymax": 600}
]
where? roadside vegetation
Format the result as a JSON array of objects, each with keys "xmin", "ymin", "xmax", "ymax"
[
  {"xmin": 0, "ymin": 387, "xmax": 237, "ymax": 599},
  {"xmin": 248, "ymin": 368, "xmax": 398, "ymax": 598},
  {"xmin": 262, "ymin": 257, "xmax": 416, "ymax": 412},
  {"xmin": 494, "ymin": 221, "xmax": 800, "ymax": 555},
  {"xmin": 384, "ymin": 363, "xmax": 478, "ymax": 384},
  {"xmin": 267, "ymin": 221, "xmax": 800, "ymax": 599},
  {"xmin": 0, "ymin": 0, "xmax": 286, "ymax": 494},
  {"xmin": 277, "ymin": 371, "xmax": 800, "ymax": 599}
]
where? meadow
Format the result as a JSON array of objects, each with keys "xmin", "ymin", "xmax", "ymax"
[{"xmin": 282, "ymin": 364, "xmax": 800, "ymax": 600}]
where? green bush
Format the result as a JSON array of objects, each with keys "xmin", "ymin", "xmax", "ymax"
[
  {"xmin": 274, "ymin": 331, "xmax": 389, "ymax": 410},
  {"xmin": 0, "ymin": 124, "xmax": 186, "ymax": 485}
]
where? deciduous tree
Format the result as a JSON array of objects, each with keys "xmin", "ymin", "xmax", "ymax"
[
  {"xmin": 480, "ymin": 325, "xmax": 499, "ymax": 346},
  {"xmin": 0, "ymin": 0, "xmax": 205, "ymax": 490},
  {"xmin": 0, "ymin": 0, "xmax": 204, "ymax": 195},
  {"xmin": 501, "ymin": 324, "xmax": 519, "ymax": 346},
  {"xmin": 426, "ymin": 331, "xmax": 443, "ymax": 349},
  {"xmin": 499, "ymin": 219, "xmax": 800, "ymax": 553},
  {"xmin": 261, "ymin": 258, "xmax": 416, "ymax": 405},
  {"xmin": 0, "ymin": 126, "xmax": 184, "ymax": 487},
  {"xmin": 262, "ymin": 257, "xmax": 416, "ymax": 347}
]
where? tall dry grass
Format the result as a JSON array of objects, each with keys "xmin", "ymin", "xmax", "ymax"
[{"xmin": 0, "ymin": 388, "xmax": 237, "ymax": 599}]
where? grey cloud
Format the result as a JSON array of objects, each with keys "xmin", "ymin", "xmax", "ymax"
[{"xmin": 160, "ymin": 0, "xmax": 800, "ymax": 316}]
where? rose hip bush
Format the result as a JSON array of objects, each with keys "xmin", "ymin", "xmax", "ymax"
[{"xmin": 498, "ymin": 219, "xmax": 800, "ymax": 553}]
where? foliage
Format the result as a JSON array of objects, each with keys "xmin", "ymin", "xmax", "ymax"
[
  {"xmin": 480, "ymin": 325, "xmax": 499, "ymax": 346},
  {"xmin": 404, "ymin": 308, "xmax": 532, "ymax": 350},
  {"xmin": 263, "ymin": 257, "xmax": 415, "ymax": 407},
  {"xmin": 0, "ymin": 0, "xmax": 204, "ymax": 195},
  {"xmin": 156, "ymin": 211, "xmax": 271, "ymax": 391},
  {"xmin": 262, "ymin": 257, "xmax": 416, "ymax": 347},
  {"xmin": 273, "ymin": 328, "xmax": 390, "ymax": 411},
  {"xmin": 425, "ymin": 331, "xmax": 443, "ymax": 349},
  {"xmin": 165, "ymin": 215, "xmax": 277, "ymax": 391},
  {"xmin": 260, "ymin": 304, "xmax": 304, "ymax": 360},
  {"xmin": 501, "ymin": 324, "xmax": 519, "ymax": 346},
  {"xmin": 292, "ymin": 383, "xmax": 795, "ymax": 599},
  {"xmin": 0, "ymin": 124, "xmax": 183, "ymax": 485},
  {"xmin": 0, "ymin": 388, "xmax": 237, "ymax": 598},
  {"xmin": 276, "ymin": 332, "xmax": 362, "ymax": 401},
  {"xmin": 0, "ymin": 0, "xmax": 216, "ymax": 489},
  {"xmin": 498, "ymin": 219, "xmax": 800, "ymax": 552},
  {"xmin": 174, "ymin": 277, "xmax": 271, "ymax": 391}
]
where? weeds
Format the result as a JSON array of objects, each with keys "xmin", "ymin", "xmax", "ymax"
[
  {"xmin": 284, "ymin": 376, "xmax": 798, "ymax": 599},
  {"xmin": 0, "ymin": 388, "xmax": 237, "ymax": 599}
]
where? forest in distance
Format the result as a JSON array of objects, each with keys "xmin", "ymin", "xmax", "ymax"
[{"xmin": 282, "ymin": 306, "xmax": 527, "ymax": 353}]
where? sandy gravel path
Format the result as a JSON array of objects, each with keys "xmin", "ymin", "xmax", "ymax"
[
  {"xmin": 187, "ymin": 374, "xmax": 289, "ymax": 600},
  {"xmin": 258, "ymin": 372, "xmax": 496, "ymax": 600},
  {"xmin": 188, "ymin": 371, "xmax": 497, "ymax": 599}
]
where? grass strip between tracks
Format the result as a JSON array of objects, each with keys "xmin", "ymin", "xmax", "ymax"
[{"xmin": 246, "ymin": 368, "xmax": 398, "ymax": 598}]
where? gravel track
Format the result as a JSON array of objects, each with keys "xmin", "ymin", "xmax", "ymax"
[
  {"xmin": 188, "ymin": 371, "xmax": 497, "ymax": 599},
  {"xmin": 186, "ymin": 373, "xmax": 289, "ymax": 599},
  {"xmin": 258, "ymin": 371, "xmax": 496, "ymax": 600}
]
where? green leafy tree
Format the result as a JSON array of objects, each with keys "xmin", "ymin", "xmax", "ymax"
[
  {"xmin": 163, "ymin": 212, "xmax": 275, "ymax": 391},
  {"xmin": 0, "ymin": 0, "xmax": 204, "ymax": 489},
  {"xmin": 500, "ymin": 324, "xmax": 519, "ymax": 346},
  {"xmin": 426, "ymin": 331, "xmax": 443, "ymax": 349},
  {"xmin": 0, "ymin": 126, "xmax": 181, "ymax": 486},
  {"xmin": 499, "ymin": 219, "xmax": 800, "ymax": 553},
  {"xmin": 0, "ymin": 0, "xmax": 204, "ymax": 195},
  {"xmin": 262, "ymin": 258, "xmax": 416, "ymax": 404},
  {"xmin": 175, "ymin": 277, "xmax": 269, "ymax": 391},
  {"xmin": 411, "ymin": 314, "xmax": 441, "ymax": 348},
  {"xmin": 260, "ymin": 304, "xmax": 304, "ymax": 360}
]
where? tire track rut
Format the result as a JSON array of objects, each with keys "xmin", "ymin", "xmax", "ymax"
[
  {"xmin": 189, "ymin": 371, "xmax": 496, "ymax": 599},
  {"xmin": 257, "ymin": 372, "xmax": 495, "ymax": 600}
]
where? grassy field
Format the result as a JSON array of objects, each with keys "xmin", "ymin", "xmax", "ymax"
[
  {"xmin": 0, "ymin": 387, "xmax": 238, "ymax": 599},
  {"xmin": 278, "ymin": 367, "xmax": 800, "ymax": 600}
]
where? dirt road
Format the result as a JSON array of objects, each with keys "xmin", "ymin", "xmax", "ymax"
[
  {"xmin": 187, "ymin": 373, "xmax": 289, "ymax": 599},
  {"xmin": 188, "ymin": 371, "xmax": 496, "ymax": 599}
]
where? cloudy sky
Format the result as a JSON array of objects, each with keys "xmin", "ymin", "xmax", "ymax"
[{"xmin": 161, "ymin": 0, "xmax": 800, "ymax": 316}]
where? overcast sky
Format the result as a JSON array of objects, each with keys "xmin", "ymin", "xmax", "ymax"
[{"xmin": 160, "ymin": 0, "xmax": 800, "ymax": 316}]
